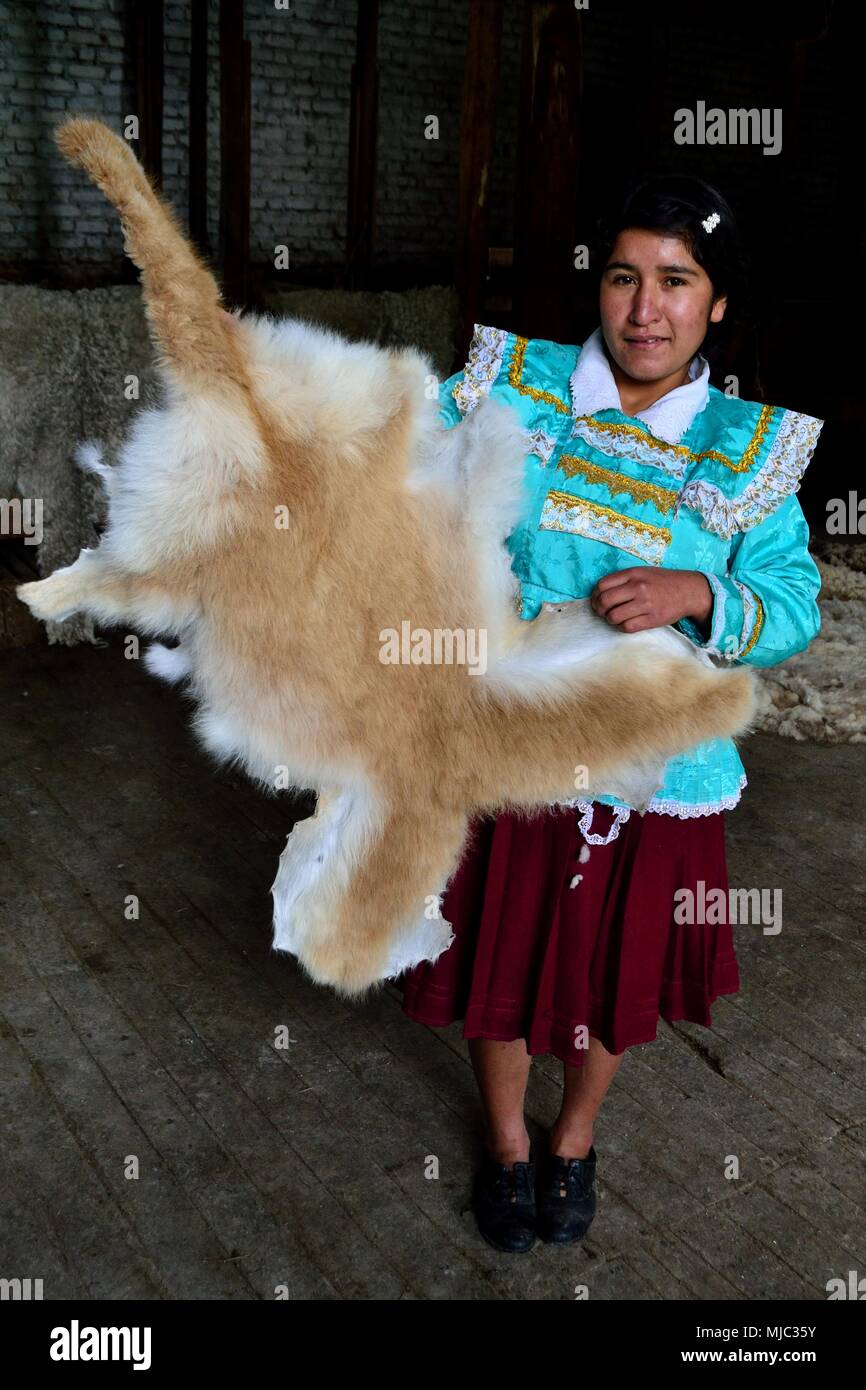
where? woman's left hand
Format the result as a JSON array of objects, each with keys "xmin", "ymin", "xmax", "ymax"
[{"xmin": 590, "ymin": 567, "xmax": 713, "ymax": 634}]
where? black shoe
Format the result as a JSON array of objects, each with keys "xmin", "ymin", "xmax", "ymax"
[
  {"xmin": 471, "ymin": 1155, "xmax": 537, "ymax": 1253},
  {"xmin": 536, "ymin": 1147, "xmax": 597, "ymax": 1244}
]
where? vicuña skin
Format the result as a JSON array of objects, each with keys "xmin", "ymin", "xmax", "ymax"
[{"xmin": 18, "ymin": 118, "xmax": 756, "ymax": 996}]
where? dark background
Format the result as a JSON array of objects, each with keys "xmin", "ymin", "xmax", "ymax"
[{"xmin": 0, "ymin": 0, "xmax": 860, "ymax": 529}]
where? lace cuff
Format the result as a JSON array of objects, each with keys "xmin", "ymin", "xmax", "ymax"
[{"xmin": 451, "ymin": 324, "xmax": 509, "ymax": 416}]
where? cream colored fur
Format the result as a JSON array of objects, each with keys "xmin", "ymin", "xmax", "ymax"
[{"xmin": 18, "ymin": 119, "xmax": 756, "ymax": 996}]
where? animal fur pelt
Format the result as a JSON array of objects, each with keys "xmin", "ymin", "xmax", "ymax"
[{"xmin": 18, "ymin": 119, "xmax": 756, "ymax": 996}]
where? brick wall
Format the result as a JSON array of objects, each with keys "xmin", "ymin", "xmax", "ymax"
[
  {"xmin": 0, "ymin": 0, "xmax": 483, "ymax": 279},
  {"xmin": 0, "ymin": 0, "xmax": 844, "ymax": 285}
]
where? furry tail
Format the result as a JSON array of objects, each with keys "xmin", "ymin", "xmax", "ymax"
[
  {"xmin": 143, "ymin": 641, "xmax": 193, "ymax": 684},
  {"xmin": 54, "ymin": 117, "xmax": 238, "ymax": 394},
  {"xmin": 468, "ymin": 641, "xmax": 756, "ymax": 812}
]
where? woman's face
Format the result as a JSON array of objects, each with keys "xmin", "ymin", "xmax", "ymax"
[{"xmin": 599, "ymin": 228, "xmax": 727, "ymax": 383}]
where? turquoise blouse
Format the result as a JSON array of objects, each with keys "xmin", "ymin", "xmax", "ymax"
[{"xmin": 438, "ymin": 324, "xmax": 824, "ymax": 819}]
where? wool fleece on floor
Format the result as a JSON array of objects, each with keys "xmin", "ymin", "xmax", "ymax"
[{"xmin": 18, "ymin": 119, "xmax": 755, "ymax": 995}]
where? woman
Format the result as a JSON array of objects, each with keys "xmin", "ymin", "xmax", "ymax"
[{"xmin": 396, "ymin": 175, "xmax": 824, "ymax": 1253}]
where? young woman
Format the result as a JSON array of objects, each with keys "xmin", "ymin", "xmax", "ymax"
[{"xmin": 396, "ymin": 175, "xmax": 824, "ymax": 1254}]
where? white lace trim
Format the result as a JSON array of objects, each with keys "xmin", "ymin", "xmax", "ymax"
[
  {"xmin": 702, "ymin": 570, "xmax": 728, "ymax": 654},
  {"xmin": 642, "ymin": 774, "xmax": 747, "ymax": 818},
  {"xmin": 538, "ymin": 492, "xmax": 670, "ymax": 564},
  {"xmin": 452, "ymin": 324, "xmax": 508, "ymax": 416},
  {"xmin": 733, "ymin": 579, "xmax": 757, "ymax": 659},
  {"xmin": 567, "ymin": 774, "xmax": 748, "ymax": 823},
  {"xmin": 677, "ymin": 409, "xmax": 824, "ymax": 538},
  {"xmin": 568, "ymin": 416, "xmax": 690, "ymax": 480},
  {"xmin": 576, "ymin": 801, "xmax": 632, "ymax": 844},
  {"xmin": 523, "ymin": 427, "xmax": 558, "ymax": 466}
]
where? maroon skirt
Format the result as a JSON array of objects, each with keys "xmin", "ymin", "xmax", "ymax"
[{"xmin": 396, "ymin": 801, "xmax": 739, "ymax": 1069}]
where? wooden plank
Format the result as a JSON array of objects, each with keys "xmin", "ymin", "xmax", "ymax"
[
  {"xmin": 1, "ymin": 779, "xmax": 408, "ymax": 1299},
  {"xmin": 219, "ymin": 0, "xmax": 250, "ymax": 308},
  {"xmin": 454, "ymin": 0, "xmax": 505, "ymax": 360},
  {"xmin": 188, "ymin": 0, "xmax": 210, "ymax": 258},
  {"xmin": 3, "ymin": 698, "xmax": 517, "ymax": 1297},
  {"xmin": 723, "ymin": 945, "xmax": 866, "ymax": 1056},
  {"xmin": 132, "ymin": 0, "xmax": 164, "ymax": 191},
  {"xmin": 4, "ymin": 637, "xmax": 866, "ymax": 1299},
  {"xmin": 765, "ymin": 1159, "xmax": 865, "ymax": 1265},
  {"xmin": 0, "ymin": 927, "xmax": 224, "ymax": 1299},
  {"xmin": 345, "ymin": 0, "xmax": 379, "ymax": 291},
  {"xmin": 671, "ymin": 1202, "xmax": 821, "ymax": 1300},
  {"xmin": 0, "ymin": 1050, "xmax": 93, "ymax": 1300},
  {"xmin": 704, "ymin": 1184, "xmax": 851, "ymax": 1298},
  {"xmin": 0, "ymin": 868, "xmax": 327, "ymax": 1299},
  {"xmin": 512, "ymin": 1, "xmax": 582, "ymax": 340}
]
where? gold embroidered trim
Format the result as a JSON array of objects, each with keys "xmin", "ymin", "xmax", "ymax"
[
  {"xmin": 507, "ymin": 333, "xmax": 777, "ymax": 472},
  {"xmin": 573, "ymin": 414, "xmax": 692, "ymax": 460},
  {"xmin": 508, "ymin": 336, "xmax": 572, "ymax": 415},
  {"xmin": 727, "ymin": 405, "xmax": 775, "ymax": 473},
  {"xmin": 540, "ymin": 491, "xmax": 672, "ymax": 564},
  {"xmin": 557, "ymin": 454, "xmax": 679, "ymax": 514},
  {"xmin": 544, "ymin": 492, "xmax": 671, "ymax": 542},
  {"xmin": 544, "ymin": 490, "xmax": 671, "ymax": 538},
  {"xmin": 740, "ymin": 594, "xmax": 765, "ymax": 657},
  {"xmin": 571, "ymin": 406, "xmax": 777, "ymax": 473}
]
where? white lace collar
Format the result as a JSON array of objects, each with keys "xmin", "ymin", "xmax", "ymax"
[{"xmin": 569, "ymin": 326, "xmax": 710, "ymax": 444}]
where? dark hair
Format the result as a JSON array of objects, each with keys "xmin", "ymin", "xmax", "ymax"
[{"xmin": 593, "ymin": 174, "xmax": 752, "ymax": 361}]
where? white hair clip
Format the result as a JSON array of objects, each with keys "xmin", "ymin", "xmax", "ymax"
[{"xmin": 702, "ymin": 211, "xmax": 720, "ymax": 233}]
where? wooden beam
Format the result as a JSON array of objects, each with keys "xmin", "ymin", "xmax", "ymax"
[
  {"xmin": 454, "ymin": 0, "xmax": 505, "ymax": 362},
  {"xmin": 188, "ymin": 0, "xmax": 210, "ymax": 259},
  {"xmin": 512, "ymin": 1, "xmax": 582, "ymax": 341},
  {"xmin": 132, "ymin": 0, "xmax": 164, "ymax": 191},
  {"xmin": 219, "ymin": 0, "xmax": 251, "ymax": 308},
  {"xmin": 346, "ymin": 0, "xmax": 379, "ymax": 289}
]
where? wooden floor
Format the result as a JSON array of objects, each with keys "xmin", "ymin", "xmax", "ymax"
[{"xmin": 1, "ymin": 639, "xmax": 864, "ymax": 1300}]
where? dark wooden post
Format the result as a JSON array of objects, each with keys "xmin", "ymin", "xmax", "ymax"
[
  {"xmin": 818, "ymin": 2, "xmax": 862, "ymax": 517},
  {"xmin": 454, "ymin": 0, "xmax": 505, "ymax": 362},
  {"xmin": 219, "ymin": 0, "xmax": 251, "ymax": 308},
  {"xmin": 132, "ymin": 0, "xmax": 164, "ymax": 190},
  {"xmin": 346, "ymin": 0, "xmax": 379, "ymax": 290},
  {"xmin": 188, "ymin": 0, "xmax": 210, "ymax": 258},
  {"xmin": 512, "ymin": 1, "xmax": 583, "ymax": 341}
]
